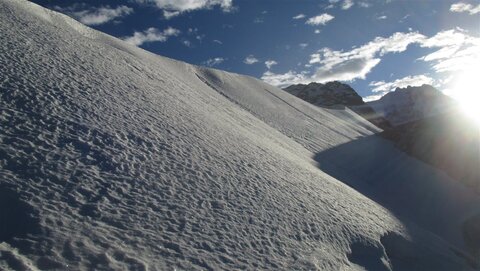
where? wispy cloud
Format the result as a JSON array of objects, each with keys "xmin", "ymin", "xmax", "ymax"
[
  {"xmin": 326, "ymin": 0, "xmax": 371, "ymax": 9},
  {"xmin": 299, "ymin": 43, "xmax": 308, "ymax": 49},
  {"xmin": 135, "ymin": 0, "xmax": 234, "ymax": 19},
  {"xmin": 163, "ymin": 10, "xmax": 180, "ymax": 19},
  {"xmin": 341, "ymin": 0, "xmax": 354, "ymax": 10},
  {"xmin": 124, "ymin": 27, "xmax": 180, "ymax": 46},
  {"xmin": 419, "ymin": 28, "xmax": 480, "ymax": 73},
  {"xmin": 265, "ymin": 60, "xmax": 278, "ymax": 69},
  {"xmin": 262, "ymin": 31, "xmax": 426, "ymax": 87},
  {"xmin": 244, "ymin": 55, "xmax": 259, "ymax": 64},
  {"xmin": 203, "ymin": 57, "xmax": 225, "ymax": 67},
  {"xmin": 362, "ymin": 94, "xmax": 384, "ymax": 102},
  {"xmin": 377, "ymin": 15, "xmax": 387, "ymax": 20},
  {"xmin": 369, "ymin": 75, "xmax": 434, "ymax": 93},
  {"xmin": 292, "ymin": 13, "xmax": 306, "ymax": 19},
  {"xmin": 309, "ymin": 53, "xmax": 321, "ymax": 64},
  {"xmin": 182, "ymin": 40, "xmax": 192, "ymax": 47},
  {"xmin": 262, "ymin": 27, "xmax": 480, "ymax": 103},
  {"xmin": 308, "ymin": 31, "xmax": 425, "ymax": 82},
  {"xmin": 306, "ymin": 13, "xmax": 334, "ymax": 26},
  {"xmin": 358, "ymin": 1, "xmax": 371, "ymax": 8},
  {"xmin": 365, "ymin": 29, "xmax": 480, "ymax": 100},
  {"xmin": 56, "ymin": 5, "xmax": 133, "ymax": 25},
  {"xmin": 261, "ymin": 71, "xmax": 307, "ymax": 88},
  {"xmin": 450, "ymin": 2, "xmax": 480, "ymax": 15}
]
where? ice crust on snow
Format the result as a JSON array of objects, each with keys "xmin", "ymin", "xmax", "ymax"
[{"xmin": 0, "ymin": 0, "xmax": 479, "ymax": 270}]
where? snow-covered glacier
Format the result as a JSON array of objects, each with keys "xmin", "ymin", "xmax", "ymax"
[{"xmin": 1, "ymin": 0, "xmax": 479, "ymax": 270}]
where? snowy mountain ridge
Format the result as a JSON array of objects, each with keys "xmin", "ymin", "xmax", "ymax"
[
  {"xmin": 0, "ymin": 1, "xmax": 479, "ymax": 270},
  {"xmin": 367, "ymin": 84, "xmax": 457, "ymax": 125}
]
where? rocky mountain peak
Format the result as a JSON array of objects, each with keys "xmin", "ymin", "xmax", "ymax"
[{"xmin": 368, "ymin": 84, "xmax": 457, "ymax": 125}]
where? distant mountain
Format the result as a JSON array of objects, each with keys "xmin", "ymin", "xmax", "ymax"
[
  {"xmin": 284, "ymin": 81, "xmax": 391, "ymax": 129},
  {"xmin": 367, "ymin": 84, "xmax": 457, "ymax": 126}
]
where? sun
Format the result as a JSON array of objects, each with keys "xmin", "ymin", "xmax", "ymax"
[{"xmin": 449, "ymin": 68, "xmax": 480, "ymax": 125}]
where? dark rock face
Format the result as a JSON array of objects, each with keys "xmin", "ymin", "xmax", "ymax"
[
  {"xmin": 284, "ymin": 81, "xmax": 364, "ymax": 107},
  {"xmin": 284, "ymin": 81, "xmax": 391, "ymax": 130}
]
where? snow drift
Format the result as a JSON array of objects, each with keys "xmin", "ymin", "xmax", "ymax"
[{"xmin": 0, "ymin": 0, "xmax": 479, "ymax": 270}]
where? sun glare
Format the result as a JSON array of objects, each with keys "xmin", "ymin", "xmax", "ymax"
[{"xmin": 450, "ymin": 68, "xmax": 480, "ymax": 125}]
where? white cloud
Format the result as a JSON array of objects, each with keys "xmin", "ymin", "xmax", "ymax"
[
  {"xmin": 265, "ymin": 60, "xmax": 278, "ymax": 69},
  {"xmin": 358, "ymin": 1, "xmax": 371, "ymax": 8},
  {"xmin": 341, "ymin": 0, "xmax": 354, "ymax": 10},
  {"xmin": 213, "ymin": 39, "xmax": 223, "ymax": 44},
  {"xmin": 124, "ymin": 27, "xmax": 180, "ymax": 46},
  {"xmin": 136, "ymin": 0, "xmax": 234, "ymax": 19},
  {"xmin": 450, "ymin": 2, "xmax": 480, "ymax": 15},
  {"xmin": 299, "ymin": 43, "xmax": 308, "ymax": 49},
  {"xmin": 313, "ymin": 57, "xmax": 382, "ymax": 82},
  {"xmin": 377, "ymin": 15, "xmax": 387, "ymax": 20},
  {"xmin": 163, "ymin": 10, "xmax": 180, "ymax": 19},
  {"xmin": 314, "ymin": 29, "xmax": 321, "ymax": 34},
  {"xmin": 262, "ymin": 31, "xmax": 425, "ymax": 87},
  {"xmin": 261, "ymin": 71, "xmax": 307, "ymax": 88},
  {"xmin": 363, "ymin": 94, "xmax": 384, "ymax": 102},
  {"xmin": 365, "ymin": 29, "xmax": 480, "ymax": 100},
  {"xmin": 308, "ymin": 31, "xmax": 425, "ymax": 82},
  {"xmin": 399, "ymin": 14, "xmax": 411, "ymax": 23},
  {"xmin": 293, "ymin": 13, "xmax": 306, "ymax": 19},
  {"xmin": 323, "ymin": 0, "xmax": 339, "ymax": 9},
  {"xmin": 56, "ymin": 5, "xmax": 133, "ymax": 25},
  {"xmin": 309, "ymin": 53, "xmax": 321, "ymax": 64},
  {"xmin": 182, "ymin": 40, "xmax": 192, "ymax": 47},
  {"xmin": 204, "ymin": 57, "xmax": 225, "ymax": 66},
  {"xmin": 244, "ymin": 55, "xmax": 259, "ymax": 64},
  {"xmin": 419, "ymin": 29, "xmax": 480, "ymax": 73},
  {"xmin": 262, "ymin": 28, "xmax": 480, "ymax": 95},
  {"xmin": 306, "ymin": 13, "xmax": 334, "ymax": 26},
  {"xmin": 369, "ymin": 75, "xmax": 435, "ymax": 93}
]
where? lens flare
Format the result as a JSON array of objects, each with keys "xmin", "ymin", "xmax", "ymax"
[{"xmin": 449, "ymin": 68, "xmax": 480, "ymax": 125}]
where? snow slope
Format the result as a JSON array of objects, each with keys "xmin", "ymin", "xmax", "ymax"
[{"xmin": 0, "ymin": 1, "xmax": 479, "ymax": 270}]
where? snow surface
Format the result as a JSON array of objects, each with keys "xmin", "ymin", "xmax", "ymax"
[{"xmin": 0, "ymin": 0, "xmax": 479, "ymax": 270}]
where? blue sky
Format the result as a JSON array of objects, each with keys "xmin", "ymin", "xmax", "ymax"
[{"xmin": 31, "ymin": 0, "xmax": 480, "ymax": 101}]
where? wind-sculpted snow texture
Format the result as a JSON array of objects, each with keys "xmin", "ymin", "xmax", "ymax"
[{"xmin": 0, "ymin": 1, "xmax": 479, "ymax": 270}]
